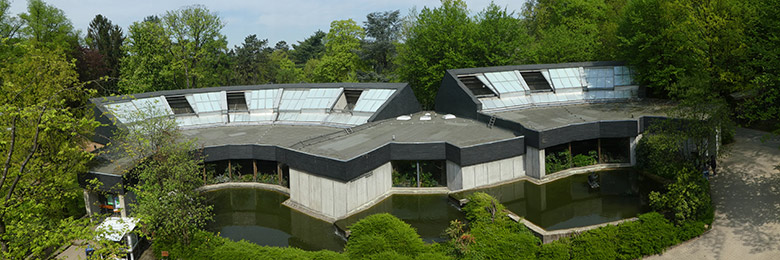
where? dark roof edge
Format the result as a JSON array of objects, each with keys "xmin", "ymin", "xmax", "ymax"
[
  {"xmin": 90, "ymin": 82, "xmax": 409, "ymax": 104},
  {"xmin": 447, "ymin": 61, "xmax": 628, "ymax": 75}
]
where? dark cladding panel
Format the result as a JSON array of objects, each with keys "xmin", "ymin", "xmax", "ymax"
[
  {"xmin": 459, "ymin": 137, "xmax": 525, "ymax": 166},
  {"xmin": 91, "ymin": 104, "xmax": 119, "ymax": 145},
  {"xmin": 202, "ymin": 145, "xmax": 276, "ymax": 162},
  {"xmin": 445, "ymin": 143, "xmax": 462, "ymax": 165},
  {"xmin": 434, "ymin": 72, "xmax": 480, "ymax": 119},
  {"xmin": 539, "ymin": 123, "xmax": 600, "ymax": 148},
  {"xmin": 598, "ymin": 121, "xmax": 638, "ymax": 138},
  {"xmin": 280, "ymin": 148, "xmax": 348, "ymax": 181},
  {"xmin": 390, "ymin": 143, "xmax": 447, "ymax": 161},
  {"xmin": 343, "ymin": 145, "xmax": 392, "ymax": 180}
]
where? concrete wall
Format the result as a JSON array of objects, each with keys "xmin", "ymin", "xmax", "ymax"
[
  {"xmin": 630, "ymin": 134, "xmax": 642, "ymax": 165},
  {"xmin": 289, "ymin": 162, "xmax": 392, "ymax": 219},
  {"xmin": 446, "ymin": 155, "xmax": 525, "ymax": 191},
  {"xmin": 83, "ymin": 190, "xmax": 101, "ymax": 217},
  {"xmin": 525, "ymin": 146, "xmax": 546, "ymax": 178}
]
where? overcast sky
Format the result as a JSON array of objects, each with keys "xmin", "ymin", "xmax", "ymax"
[{"xmin": 6, "ymin": 0, "xmax": 527, "ymax": 48}]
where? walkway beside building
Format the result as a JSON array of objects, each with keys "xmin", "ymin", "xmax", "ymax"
[{"xmin": 648, "ymin": 128, "xmax": 780, "ymax": 259}]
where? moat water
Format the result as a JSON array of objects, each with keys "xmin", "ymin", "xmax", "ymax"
[{"xmin": 205, "ymin": 168, "xmax": 657, "ymax": 250}]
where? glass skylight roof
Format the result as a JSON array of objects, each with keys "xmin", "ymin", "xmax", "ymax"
[
  {"xmin": 191, "ymin": 92, "xmax": 224, "ymax": 113},
  {"xmin": 246, "ymin": 89, "xmax": 280, "ymax": 110},
  {"xmin": 546, "ymin": 68, "xmax": 585, "ymax": 90},
  {"xmin": 300, "ymin": 88, "xmax": 342, "ymax": 110},
  {"xmin": 585, "ymin": 68, "xmax": 614, "ymax": 89},
  {"xmin": 482, "ymin": 71, "xmax": 527, "ymax": 94},
  {"xmin": 353, "ymin": 89, "xmax": 396, "ymax": 112},
  {"xmin": 614, "ymin": 66, "xmax": 635, "ymax": 86},
  {"xmin": 278, "ymin": 89, "xmax": 309, "ymax": 111}
]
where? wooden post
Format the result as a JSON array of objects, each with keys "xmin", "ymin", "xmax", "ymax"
[
  {"xmin": 277, "ymin": 163, "xmax": 283, "ymax": 186},
  {"xmin": 416, "ymin": 161, "xmax": 421, "ymax": 188},
  {"xmin": 598, "ymin": 138, "xmax": 602, "ymax": 163},
  {"xmin": 228, "ymin": 160, "xmax": 233, "ymax": 179},
  {"xmin": 253, "ymin": 160, "xmax": 258, "ymax": 182},
  {"xmin": 203, "ymin": 164, "xmax": 207, "ymax": 184},
  {"xmin": 568, "ymin": 142, "xmax": 573, "ymax": 168}
]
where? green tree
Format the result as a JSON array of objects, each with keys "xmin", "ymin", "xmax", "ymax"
[
  {"xmin": 18, "ymin": 0, "xmax": 78, "ymax": 50},
  {"xmin": 358, "ymin": 10, "xmax": 401, "ymax": 82},
  {"xmin": 290, "ymin": 30, "xmax": 326, "ymax": 65},
  {"xmin": 162, "ymin": 5, "xmax": 229, "ymax": 89},
  {"xmin": 269, "ymin": 49, "xmax": 302, "ymax": 84},
  {"xmin": 85, "ymin": 14, "xmax": 125, "ymax": 94},
  {"xmin": 111, "ymin": 108, "xmax": 211, "ymax": 246},
  {"xmin": 0, "ymin": 44, "xmax": 99, "ymax": 258},
  {"xmin": 522, "ymin": 0, "xmax": 613, "ymax": 63},
  {"xmin": 312, "ymin": 19, "xmax": 365, "ymax": 82},
  {"xmin": 119, "ymin": 16, "xmax": 177, "ymax": 93},
  {"xmin": 232, "ymin": 34, "xmax": 273, "ymax": 85},
  {"xmin": 0, "ymin": 0, "xmax": 21, "ymax": 39},
  {"xmin": 345, "ymin": 213, "xmax": 428, "ymax": 259}
]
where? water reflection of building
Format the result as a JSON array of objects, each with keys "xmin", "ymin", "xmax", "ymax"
[{"xmin": 83, "ymin": 61, "xmax": 670, "ymax": 223}]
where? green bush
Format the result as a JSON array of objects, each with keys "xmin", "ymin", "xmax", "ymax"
[
  {"xmin": 636, "ymin": 134, "xmax": 687, "ymax": 179},
  {"xmin": 545, "ymin": 150, "xmax": 571, "ymax": 173},
  {"xmin": 537, "ymin": 241, "xmax": 570, "ymax": 260},
  {"xmin": 572, "ymin": 151, "xmax": 598, "ymax": 167},
  {"xmin": 649, "ymin": 167, "xmax": 711, "ymax": 224},
  {"xmin": 614, "ymin": 212, "xmax": 679, "ymax": 259},
  {"xmin": 462, "ymin": 192, "xmax": 507, "ymax": 223},
  {"xmin": 462, "ymin": 221, "xmax": 540, "ymax": 259},
  {"xmin": 568, "ymin": 224, "xmax": 619, "ymax": 260},
  {"xmin": 345, "ymin": 213, "xmax": 427, "ymax": 259}
]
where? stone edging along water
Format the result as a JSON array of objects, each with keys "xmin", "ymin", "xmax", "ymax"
[{"xmin": 197, "ymin": 182, "xmax": 290, "ymax": 195}]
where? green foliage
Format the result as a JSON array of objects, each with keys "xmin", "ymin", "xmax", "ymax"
[
  {"xmin": 545, "ymin": 150, "xmax": 571, "ymax": 174},
  {"xmin": 345, "ymin": 213, "xmax": 426, "ymax": 259},
  {"xmin": 636, "ymin": 134, "xmax": 687, "ymax": 179},
  {"xmin": 18, "ymin": 0, "xmax": 78, "ymax": 50},
  {"xmin": 463, "ymin": 220, "xmax": 540, "ymax": 259},
  {"xmin": 649, "ymin": 167, "xmax": 712, "ymax": 224},
  {"xmin": 462, "ymin": 192, "xmax": 507, "ymax": 223},
  {"xmin": 0, "ymin": 0, "xmax": 22, "ymax": 39},
  {"xmin": 290, "ymin": 30, "xmax": 326, "ymax": 65},
  {"xmin": 572, "ymin": 151, "xmax": 598, "ymax": 168},
  {"xmin": 0, "ymin": 44, "xmax": 99, "ymax": 258},
  {"xmin": 536, "ymin": 241, "xmax": 569, "ymax": 260},
  {"xmin": 120, "ymin": 5, "xmax": 229, "ymax": 92},
  {"xmin": 85, "ymin": 14, "xmax": 124, "ymax": 95},
  {"xmin": 523, "ymin": 0, "xmax": 618, "ymax": 63},
  {"xmin": 232, "ymin": 34, "xmax": 273, "ymax": 85},
  {"xmin": 269, "ymin": 49, "xmax": 303, "ymax": 83},
  {"xmin": 359, "ymin": 10, "xmax": 401, "ymax": 79},
  {"xmin": 396, "ymin": 0, "xmax": 530, "ymax": 108},
  {"xmin": 312, "ymin": 19, "xmax": 365, "ymax": 83},
  {"xmin": 154, "ymin": 230, "xmax": 347, "ymax": 259}
]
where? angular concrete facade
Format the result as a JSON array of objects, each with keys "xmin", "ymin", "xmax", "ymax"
[
  {"xmin": 446, "ymin": 155, "xmax": 525, "ymax": 191},
  {"xmin": 289, "ymin": 162, "xmax": 392, "ymax": 219}
]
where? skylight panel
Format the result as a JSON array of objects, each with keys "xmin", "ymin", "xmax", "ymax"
[
  {"xmin": 301, "ymin": 88, "xmax": 342, "ymax": 110},
  {"xmin": 353, "ymin": 89, "xmax": 396, "ymax": 112},
  {"xmin": 191, "ymin": 92, "xmax": 224, "ymax": 113},
  {"xmin": 547, "ymin": 68, "xmax": 585, "ymax": 90},
  {"xmin": 483, "ymin": 71, "xmax": 526, "ymax": 94},
  {"xmin": 105, "ymin": 101, "xmax": 139, "ymax": 123},
  {"xmin": 614, "ymin": 66, "xmax": 635, "ymax": 86},
  {"xmin": 278, "ymin": 89, "xmax": 309, "ymax": 111},
  {"xmin": 585, "ymin": 68, "xmax": 614, "ymax": 89},
  {"xmin": 246, "ymin": 89, "xmax": 279, "ymax": 110}
]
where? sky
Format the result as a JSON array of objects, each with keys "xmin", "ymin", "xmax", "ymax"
[{"xmin": 6, "ymin": 0, "xmax": 527, "ymax": 48}]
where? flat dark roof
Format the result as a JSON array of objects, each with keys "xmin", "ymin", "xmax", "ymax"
[
  {"xmin": 182, "ymin": 124, "xmax": 341, "ymax": 148},
  {"xmin": 298, "ymin": 112, "xmax": 517, "ymax": 160},
  {"xmin": 490, "ymin": 100, "xmax": 673, "ymax": 131}
]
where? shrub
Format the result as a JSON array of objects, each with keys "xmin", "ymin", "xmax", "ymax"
[
  {"xmin": 345, "ymin": 213, "xmax": 426, "ymax": 259},
  {"xmin": 545, "ymin": 150, "xmax": 571, "ymax": 173},
  {"xmin": 572, "ymin": 151, "xmax": 598, "ymax": 167},
  {"xmin": 649, "ymin": 167, "xmax": 711, "ymax": 224},
  {"xmin": 537, "ymin": 241, "xmax": 570, "ymax": 260},
  {"xmin": 463, "ymin": 221, "xmax": 540, "ymax": 259},
  {"xmin": 614, "ymin": 212, "xmax": 678, "ymax": 259},
  {"xmin": 569, "ymin": 224, "xmax": 620, "ymax": 260},
  {"xmin": 462, "ymin": 192, "xmax": 507, "ymax": 223}
]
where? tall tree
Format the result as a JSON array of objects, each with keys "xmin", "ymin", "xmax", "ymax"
[
  {"xmin": 522, "ymin": 0, "xmax": 612, "ymax": 63},
  {"xmin": 86, "ymin": 14, "xmax": 125, "ymax": 92},
  {"xmin": 312, "ymin": 19, "xmax": 365, "ymax": 82},
  {"xmin": 0, "ymin": 0, "xmax": 21, "ymax": 39},
  {"xmin": 359, "ymin": 10, "xmax": 401, "ymax": 81},
  {"xmin": 290, "ymin": 30, "xmax": 326, "ymax": 65},
  {"xmin": 233, "ymin": 34, "xmax": 272, "ymax": 85},
  {"xmin": 738, "ymin": 0, "xmax": 780, "ymax": 133},
  {"xmin": 0, "ymin": 44, "xmax": 98, "ymax": 258},
  {"xmin": 162, "ymin": 5, "xmax": 229, "ymax": 89},
  {"xmin": 269, "ymin": 49, "xmax": 302, "ymax": 84},
  {"xmin": 119, "ymin": 17, "xmax": 177, "ymax": 93},
  {"xmin": 18, "ymin": 0, "xmax": 77, "ymax": 50}
]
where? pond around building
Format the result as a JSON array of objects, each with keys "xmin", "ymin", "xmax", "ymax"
[
  {"xmin": 205, "ymin": 168, "xmax": 658, "ymax": 251},
  {"xmin": 453, "ymin": 168, "xmax": 659, "ymax": 230}
]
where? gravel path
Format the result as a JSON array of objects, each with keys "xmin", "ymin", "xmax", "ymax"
[{"xmin": 647, "ymin": 128, "xmax": 780, "ymax": 259}]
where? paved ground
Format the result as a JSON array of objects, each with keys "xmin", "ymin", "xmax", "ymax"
[{"xmin": 648, "ymin": 128, "xmax": 780, "ymax": 259}]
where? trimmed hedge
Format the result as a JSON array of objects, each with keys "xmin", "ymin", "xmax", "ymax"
[{"xmin": 345, "ymin": 213, "xmax": 449, "ymax": 259}]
